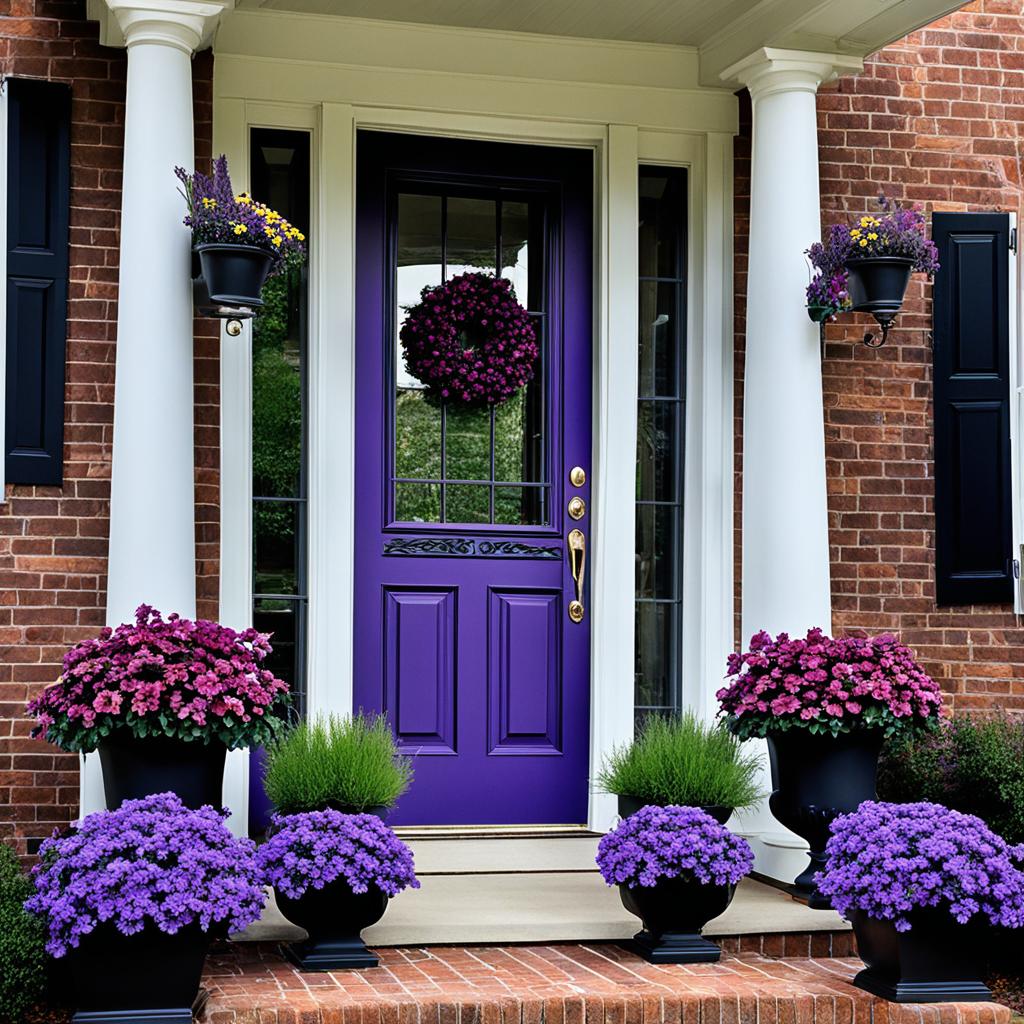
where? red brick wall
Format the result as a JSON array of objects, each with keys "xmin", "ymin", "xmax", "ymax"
[
  {"xmin": 0, "ymin": 2, "xmax": 217, "ymax": 855},
  {"xmin": 734, "ymin": 0, "xmax": 1024, "ymax": 715}
]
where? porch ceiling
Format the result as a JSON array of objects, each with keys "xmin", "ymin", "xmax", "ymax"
[{"xmin": 231, "ymin": 0, "xmax": 970, "ymax": 84}]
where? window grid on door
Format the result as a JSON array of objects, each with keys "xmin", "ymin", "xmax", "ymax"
[
  {"xmin": 391, "ymin": 187, "xmax": 551, "ymax": 528},
  {"xmin": 249, "ymin": 128, "xmax": 310, "ymax": 719},
  {"xmin": 634, "ymin": 166, "xmax": 687, "ymax": 727}
]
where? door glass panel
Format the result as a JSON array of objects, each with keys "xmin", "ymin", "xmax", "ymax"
[
  {"xmin": 391, "ymin": 188, "xmax": 550, "ymax": 527},
  {"xmin": 446, "ymin": 197, "xmax": 496, "ymax": 277}
]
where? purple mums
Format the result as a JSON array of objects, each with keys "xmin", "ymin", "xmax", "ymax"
[
  {"xmin": 596, "ymin": 805, "xmax": 754, "ymax": 889},
  {"xmin": 717, "ymin": 628, "xmax": 944, "ymax": 741},
  {"xmin": 25, "ymin": 793, "xmax": 265, "ymax": 957},
  {"xmin": 816, "ymin": 801, "xmax": 1024, "ymax": 932},
  {"xmin": 399, "ymin": 271, "xmax": 538, "ymax": 406},
  {"xmin": 25, "ymin": 605, "xmax": 290, "ymax": 752},
  {"xmin": 256, "ymin": 810, "xmax": 420, "ymax": 899}
]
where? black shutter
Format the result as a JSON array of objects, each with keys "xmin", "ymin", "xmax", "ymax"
[
  {"xmin": 932, "ymin": 212, "xmax": 1013, "ymax": 606},
  {"xmin": 4, "ymin": 78, "xmax": 70, "ymax": 486}
]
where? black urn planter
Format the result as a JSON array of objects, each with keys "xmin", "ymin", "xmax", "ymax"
[
  {"xmin": 767, "ymin": 728, "xmax": 884, "ymax": 907},
  {"xmin": 844, "ymin": 256, "xmax": 914, "ymax": 345},
  {"xmin": 195, "ymin": 243, "xmax": 273, "ymax": 309},
  {"xmin": 66, "ymin": 922, "xmax": 209, "ymax": 1023},
  {"xmin": 619, "ymin": 876, "xmax": 735, "ymax": 964},
  {"xmin": 850, "ymin": 909, "xmax": 993, "ymax": 1003},
  {"xmin": 616, "ymin": 795, "xmax": 732, "ymax": 824},
  {"xmin": 275, "ymin": 878, "xmax": 389, "ymax": 970},
  {"xmin": 97, "ymin": 731, "xmax": 227, "ymax": 810}
]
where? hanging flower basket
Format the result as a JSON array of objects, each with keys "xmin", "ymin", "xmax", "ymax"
[
  {"xmin": 176, "ymin": 156, "xmax": 307, "ymax": 315},
  {"xmin": 400, "ymin": 271, "xmax": 538, "ymax": 406},
  {"xmin": 805, "ymin": 195, "xmax": 939, "ymax": 346}
]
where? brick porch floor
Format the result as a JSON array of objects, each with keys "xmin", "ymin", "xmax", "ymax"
[{"xmin": 199, "ymin": 943, "xmax": 1012, "ymax": 1024}]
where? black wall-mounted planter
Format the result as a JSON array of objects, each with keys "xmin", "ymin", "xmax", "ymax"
[
  {"xmin": 194, "ymin": 243, "xmax": 273, "ymax": 314},
  {"xmin": 619, "ymin": 876, "xmax": 734, "ymax": 964},
  {"xmin": 850, "ymin": 910, "xmax": 993, "ymax": 1002},
  {"xmin": 766, "ymin": 728, "xmax": 884, "ymax": 907},
  {"xmin": 844, "ymin": 256, "xmax": 914, "ymax": 346}
]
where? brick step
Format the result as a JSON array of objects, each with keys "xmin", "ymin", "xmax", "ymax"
[{"xmin": 199, "ymin": 944, "xmax": 1011, "ymax": 1024}]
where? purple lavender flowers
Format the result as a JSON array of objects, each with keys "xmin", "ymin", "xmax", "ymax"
[
  {"xmin": 25, "ymin": 604, "xmax": 290, "ymax": 753},
  {"xmin": 717, "ymin": 628, "xmax": 944, "ymax": 741},
  {"xmin": 816, "ymin": 801, "xmax": 1024, "ymax": 932},
  {"xmin": 256, "ymin": 810, "xmax": 420, "ymax": 899},
  {"xmin": 399, "ymin": 271, "xmax": 538, "ymax": 406},
  {"xmin": 24, "ymin": 793, "xmax": 266, "ymax": 957},
  {"xmin": 175, "ymin": 155, "xmax": 306, "ymax": 275},
  {"xmin": 596, "ymin": 805, "xmax": 754, "ymax": 890}
]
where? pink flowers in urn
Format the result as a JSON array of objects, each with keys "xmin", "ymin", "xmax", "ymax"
[
  {"xmin": 717, "ymin": 628, "xmax": 945, "ymax": 741},
  {"xmin": 26, "ymin": 605, "xmax": 290, "ymax": 753}
]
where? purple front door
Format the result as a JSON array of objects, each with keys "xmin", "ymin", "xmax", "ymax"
[{"xmin": 353, "ymin": 131, "xmax": 593, "ymax": 825}]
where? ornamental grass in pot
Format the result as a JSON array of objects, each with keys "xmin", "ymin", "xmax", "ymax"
[
  {"xmin": 26, "ymin": 605, "xmax": 290, "ymax": 810},
  {"xmin": 717, "ymin": 628, "xmax": 944, "ymax": 905},
  {"xmin": 816, "ymin": 801, "xmax": 1024, "ymax": 1003},
  {"xmin": 597, "ymin": 805, "xmax": 753, "ymax": 964},
  {"xmin": 262, "ymin": 712, "xmax": 413, "ymax": 818},
  {"xmin": 597, "ymin": 711, "xmax": 762, "ymax": 822},
  {"xmin": 256, "ymin": 809, "xmax": 419, "ymax": 970},
  {"xmin": 176, "ymin": 155, "xmax": 306, "ymax": 311},
  {"xmin": 24, "ymin": 793, "xmax": 265, "ymax": 1023}
]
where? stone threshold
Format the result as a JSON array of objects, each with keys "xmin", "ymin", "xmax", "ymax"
[{"xmin": 199, "ymin": 943, "xmax": 1011, "ymax": 1024}]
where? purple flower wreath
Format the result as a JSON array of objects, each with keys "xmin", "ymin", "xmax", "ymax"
[
  {"xmin": 256, "ymin": 809, "xmax": 420, "ymax": 899},
  {"xmin": 596, "ymin": 805, "xmax": 754, "ymax": 889},
  {"xmin": 816, "ymin": 801, "xmax": 1024, "ymax": 932},
  {"xmin": 399, "ymin": 271, "xmax": 538, "ymax": 406},
  {"xmin": 25, "ymin": 793, "xmax": 266, "ymax": 957}
]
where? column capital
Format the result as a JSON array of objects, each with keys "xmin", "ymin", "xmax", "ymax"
[
  {"xmin": 88, "ymin": 0, "xmax": 232, "ymax": 52},
  {"xmin": 721, "ymin": 47, "xmax": 863, "ymax": 101}
]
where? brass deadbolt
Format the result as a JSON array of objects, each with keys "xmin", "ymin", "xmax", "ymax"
[
  {"xmin": 569, "ymin": 466, "xmax": 586, "ymax": 487},
  {"xmin": 567, "ymin": 496, "xmax": 586, "ymax": 520}
]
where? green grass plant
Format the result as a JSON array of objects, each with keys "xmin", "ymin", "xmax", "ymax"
[
  {"xmin": 263, "ymin": 712, "xmax": 413, "ymax": 814},
  {"xmin": 597, "ymin": 711, "xmax": 763, "ymax": 810},
  {"xmin": 0, "ymin": 842, "xmax": 46, "ymax": 1023}
]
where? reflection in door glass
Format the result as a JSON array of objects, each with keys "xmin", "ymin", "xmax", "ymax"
[{"xmin": 391, "ymin": 189, "xmax": 550, "ymax": 526}]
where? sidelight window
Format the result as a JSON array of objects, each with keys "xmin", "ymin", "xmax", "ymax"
[{"xmin": 634, "ymin": 167, "xmax": 687, "ymax": 725}]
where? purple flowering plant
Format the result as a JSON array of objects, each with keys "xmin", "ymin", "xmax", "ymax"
[
  {"xmin": 806, "ymin": 194, "xmax": 940, "ymax": 320},
  {"xmin": 25, "ymin": 605, "xmax": 290, "ymax": 753},
  {"xmin": 24, "ymin": 793, "xmax": 266, "ymax": 957},
  {"xmin": 815, "ymin": 801, "xmax": 1024, "ymax": 932},
  {"xmin": 256, "ymin": 809, "xmax": 420, "ymax": 899},
  {"xmin": 596, "ymin": 805, "xmax": 754, "ymax": 889},
  {"xmin": 717, "ymin": 628, "xmax": 945, "ymax": 741},
  {"xmin": 175, "ymin": 155, "xmax": 306, "ymax": 275},
  {"xmin": 399, "ymin": 271, "xmax": 538, "ymax": 406}
]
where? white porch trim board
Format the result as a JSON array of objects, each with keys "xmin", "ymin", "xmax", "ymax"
[{"xmin": 213, "ymin": 17, "xmax": 739, "ymax": 836}]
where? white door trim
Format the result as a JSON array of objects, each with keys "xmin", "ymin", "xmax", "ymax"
[{"xmin": 216, "ymin": 53, "xmax": 735, "ymax": 832}]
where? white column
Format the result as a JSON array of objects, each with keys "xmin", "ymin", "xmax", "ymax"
[
  {"xmin": 83, "ymin": 0, "xmax": 231, "ymax": 817},
  {"xmin": 720, "ymin": 49, "xmax": 863, "ymax": 877},
  {"xmin": 104, "ymin": 0, "xmax": 230, "ymax": 627},
  {"xmin": 723, "ymin": 49, "xmax": 862, "ymax": 644}
]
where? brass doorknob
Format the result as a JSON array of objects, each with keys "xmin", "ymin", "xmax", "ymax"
[{"xmin": 567, "ymin": 528, "xmax": 585, "ymax": 623}]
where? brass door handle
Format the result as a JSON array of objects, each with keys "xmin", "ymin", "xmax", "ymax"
[{"xmin": 567, "ymin": 528, "xmax": 585, "ymax": 623}]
